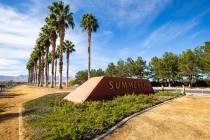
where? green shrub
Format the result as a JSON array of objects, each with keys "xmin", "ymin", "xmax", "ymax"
[{"xmin": 24, "ymin": 92, "xmax": 179, "ymax": 140}]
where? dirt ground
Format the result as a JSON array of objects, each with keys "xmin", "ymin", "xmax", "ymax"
[
  {"xmin": 0, "ymin": 85, "xmax": 72, "ymax": 140},
  {"xmin": 105, "ymin": 96, "xmax": 210, "ymax": 140}
]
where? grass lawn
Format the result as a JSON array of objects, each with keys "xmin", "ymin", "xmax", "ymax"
[{"xmin": 24, "ymin": 92, "xmax": 182, "ymax": 140}]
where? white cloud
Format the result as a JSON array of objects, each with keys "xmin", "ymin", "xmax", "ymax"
[
  {"xmin": 0, "ymin": 58, "xmax": 20, "ymax": 67},
  {"xmin": 0, "ymin": 4, "xmax": 42, "ymax": 48},
  {"xmin": 0, "ymin": 47, "xmax": 30, "ymax": 59},
  {"xmin": 62, "ymin": 0, "xmax": 171, "ymax": 27},
  {"xmin": 0, "ymin": 4, "xmax": 42, "ymax": 76},
  {"xmin": 141, "ymin": 19, "xmax": 199, "ymax": 49},
  {"xmin": 112, "ymin": 0, "xmax": 170, "ymax": 25},
  {"xmin": 119, "ymin": 48, "xmax": 130, "ymax": 58}
]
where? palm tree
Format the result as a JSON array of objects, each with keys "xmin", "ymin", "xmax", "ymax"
[
  {"xmin": 45, "ymin": 14, "xmax": 58, "ymax": 88},
  {"xmin": 80, "ymin": 13, "xmax": 99, "ymax": 79},
  {"xmin": 26, "ymin": 60, "xmax": 33, "ymax": 85},
  {"xmin": 26, "ymin": 57, "xmax": 32, "ymax": 84},
  {"xmin": 49, "ymin": 1, "xmax": 74, "ymax": 89},
  {"xmin": 54, "ymin": 46, "xmax": 59, "ymax": 87},
  {"xmin": 48, "ymin": 52, "xmax": 52, "ymax": 85},
  {"xmin": 34, "ymin": 38, "xmax": 43, "ymax": 86},
  {"xmin": 31, "ymin": 50, "xmax": 39, "ymax": 84},
  {"xmin": 63, "ymin": 40, "xmax": 75, "ymax": 87},
  {"xmin": 41, "ymin": 25, "xmax": 51, "ymax": 87}
]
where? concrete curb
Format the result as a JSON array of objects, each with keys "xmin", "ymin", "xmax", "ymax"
[{"xmin": 94, "ymin": 96, "xmax": 184, "ymax": 140}]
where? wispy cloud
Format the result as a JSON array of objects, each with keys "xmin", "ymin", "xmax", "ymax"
[
  {"xmin": 0, "ymin": 4, "xmax": 42, "ymax": 47},
  {"xmin": 0, "ymin": 4, "xmax": 43, "ymax": 76},
  {"xmin": 141, "ymin": 19, "xmax": 199, "ymax": 49},
  {"xmin": 110, "ymin": 0, "xmax": 170, "ymax": 25},
  {"xmin": 67, "ymin": 0, "xmax": 170, "ymax": 26},
  {"xmin": 0, "ymin": 47, "xmax": 30, "ymax": 59}
]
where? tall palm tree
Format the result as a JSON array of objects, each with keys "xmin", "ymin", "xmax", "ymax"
[
  {"xmin": 80, "ymin": 13, "xmax": 99, "ymax": 79},
  {"xmin": 31, "ymin": 50, "xmax": 38, "ymax": 84},
  {"xmin": 34, "ymin": 38, "xmax": 43, "ymax": 87},
  {"xmin": 45, "ymin": 14, "xmax": 58, "ymax": 88},
  {"xmin": 26, "ymin": 59, "xmax": 33, "ymax": 85},
  {"xmin": 40, "ymin": 38, "xmax": 45, "ymax": 87},
  {"xmin": 41, "ymin": 25, "xmax": 51, "ymax": 87},
  {"xmin": 49, "ymin": 1, "xmax": 74, "ymax": 89},
  {"xmin": 48, "ymin": 52, "xmax": 52, "ymax": 84},
  {"xmin": 63, "ymin": 40, "xmax": 75, "ymax": 87},
  {"xmin": 54, "ymin": 46, "xmax": 59, "ymax": 87}
]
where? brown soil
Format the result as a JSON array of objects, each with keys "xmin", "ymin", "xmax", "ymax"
[
  {"xmin": 0, "ymin": 85, "xmax": 73, "ymax": 140},
  {"xmin": 105, "ymin": 96, "xmax": 210, "ymax": 140}
]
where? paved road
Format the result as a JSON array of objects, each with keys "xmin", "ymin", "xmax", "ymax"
[{"xmin": 153, "ymin": 87, "xmax": 210, "ymax": 95}]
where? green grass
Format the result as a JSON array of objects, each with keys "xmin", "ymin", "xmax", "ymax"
[
  {"xmin": 24, "ymin": 92, "xmax": 181, "ymax": 140},
  {"xmin": 155, "ymin": 91, "xmax": 183, "ymax": 97}
]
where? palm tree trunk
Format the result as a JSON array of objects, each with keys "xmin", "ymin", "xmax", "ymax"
[
  {"xmin": 28, "ymin": 70, "xmax": 30, "ymax": 85},
  {"xmin": 42, "ymin": 68, "xmax": 44, "ymax": 87},
  {"xmin": 33, "ymin": 65, "xmax": 36, "ymax": 84},
  {"xmin": 51, "ymin": 32, "xmax": 57, "ymax": 88},
  {"xmin": 45, "ymin": 46, "xmax": 49, "ymax": 87},
  {"xmin": 38, "ymin": 56, "xmax": 41, "ymax": 86},
  {"xmin": 31, "ymin": 69, "xmax": 33, "ymax": 84},
  {"xmin": 47, "ymin": 64, "xmax": 49, "ymax": 86},
  {"xmin": 58, "ymin": 25, "xmax": 65, "ymax": 89},
  {"xmin": 28, "ymin": 69, "xmax": 30, "ymax": 85},
  {"xmin": 41, "ymin": 50, "xmax": 44, "ymax": 87},
  {"xmin": 66, "ymin": 51, "xmax": 69, "ymax": 88},
  {"xmin": 88, "ymin": 30, "xmax": 91, "ymax": 79},
  {"xmin": 34, "ymin": 62, "xmax": 37, "ymax": 85},
  {"xmin": 55, "ymin": 59, "xmax": 57, "ymax": 87}
]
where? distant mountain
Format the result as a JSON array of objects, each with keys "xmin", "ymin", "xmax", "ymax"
[{"xmin": 0, "ymin": 75, "xmax": 28, "ymax": 82}]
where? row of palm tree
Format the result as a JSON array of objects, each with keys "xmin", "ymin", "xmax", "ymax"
[{"xmin": 26, "ymin": 1, "xmax": 99, "ymax": 89}]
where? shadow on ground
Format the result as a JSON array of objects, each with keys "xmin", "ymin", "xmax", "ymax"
[
  {"xmin": 0, "ymin": 93, "xmax": 23, "ymax": 98},
  {"xmin": 0, "ymin": 110, "xmax": 34, "ymax": 123}
]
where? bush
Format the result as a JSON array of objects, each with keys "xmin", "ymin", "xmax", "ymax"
[
  {"xmin": 24, "ymin": 92, "xmax": 179, "ymax": 140},
  {"xmin": 151, "ymin": 79, "xmax": 210, "ymax": 87},
  {"xmin": 192, "ymin": 79, "xmax": 210, "ymax": 87}
]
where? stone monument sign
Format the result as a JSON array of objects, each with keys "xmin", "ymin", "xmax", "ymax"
[{"xmin": 64, "ymin": 76, "xmax": 153, "ymax": 103}]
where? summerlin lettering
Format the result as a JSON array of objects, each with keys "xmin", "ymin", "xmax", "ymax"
[{"xmin": 108, "ymin": 81, "xmax": 147, "ymax": 90}]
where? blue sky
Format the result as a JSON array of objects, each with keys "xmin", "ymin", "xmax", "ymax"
[{"xmin": 0, "ymin": 0, "xmax": 210, "ymax": 76}]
